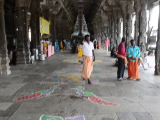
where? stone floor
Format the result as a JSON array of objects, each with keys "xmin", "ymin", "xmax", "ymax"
[{"xmin": 0, "ymin": 49, "xmax": 160, "ymax": 120}]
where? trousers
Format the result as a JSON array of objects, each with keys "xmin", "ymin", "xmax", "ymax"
[{"xmin": 117, "ymin": 57, "xmax": 125, "ymax": 79}]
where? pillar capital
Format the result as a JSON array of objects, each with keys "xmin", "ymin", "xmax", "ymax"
[
  {"xmin": 0, "ymin": 0, "xmax": 4, "ymax": 4},
  {"xmin": 0, "ymin": 0, "xmax": 4, "ymax": 12},
  {"xmin": 119, "ymin": 1, "xmax": 127, "ymax": 15},
  {"xmin": 140, "ymin": 0, "xmax": 147, "ymax": 5},
  {"xmin": 127, "ymin": 0, "xmax": 134, "ymax": 14}
]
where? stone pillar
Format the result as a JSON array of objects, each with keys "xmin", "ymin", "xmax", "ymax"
[
  {"xmin": 139, "ymin": 0, "xmax": 147, "ymax": 53},
  {"xmin": 114, "ymin": 12, "xmax": 118, "ymax": 47},
  {"xmin": 134, "ymin": 0, "xmax": 141, "ymax": 45},
  {"xmin": 15, "ymin": 7, "xmax": 30, "ymax": 64},
  {"xmin": 50, "ymin": 14, "xmax": 57, "ymax": 46},
  {"xmin": 30, "ymin": 0, "xmax": 40, "ymax": 55},
  {"xmin": 147, "ymin": 5, "xmax": 154, "ymax": 49},
  {"xmin": 117, "ymin": 17, "xmax": 122, "ymax": 46},
  {"xmin": 108, "ymin": 16, "xmax": 112, "ymax": 50},
  {"xmin": 0, "ymin": 0, "xmax": 11, "ymax": 75},
  {"xmin": 122, "ymin": 8, "xmax": 127, "ymax": 39},
  {"xmin": 111, "ymin": 14, "xmax": 115, "ymax": 49},
  {"xmin": 15, "ymin": 0, "xmax": 31, "ymax": 64},
  {"xmin": 4, "ymin": 5, "xmax": 16, "ymax": 55},
  {"xmin": 155, "ymin": 1, "xmax": 160, "ymax": 75},
  {"xmin": 23, "ymin": 8, "xmax": 30, "ymax": 63},
  {"xmin": 126, "ymin": 1, "xmax": 133, "ymax": 49}
]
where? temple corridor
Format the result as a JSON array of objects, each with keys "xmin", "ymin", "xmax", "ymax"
[
  {"xmin": 1, "ymin": 0, "xmax": 160, "ymax": 119},
  {"xmin": 0, "ymin": 50, "xmax": 160, "ymax": 120}
]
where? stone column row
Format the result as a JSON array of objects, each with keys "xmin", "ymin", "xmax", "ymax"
[{"xmin": 120, "ymin": 0, "xmax": 147, "ymax": 52}]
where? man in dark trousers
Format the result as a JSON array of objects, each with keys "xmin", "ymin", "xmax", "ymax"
[{"xmin": 117, "ymin": 37, "xmax": 127, "ymax": 81}]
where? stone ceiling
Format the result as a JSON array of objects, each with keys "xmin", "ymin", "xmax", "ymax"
[
  {"xmin": 11, "ymin": 0, "xmax": 160, "ymax": 24},
  {"xmin": 70, "ymin": 0, "xmax": 93, "ymax": 16},
  {"xmin": 69, "ymin": 0, "xmax": 128, "ymax": 21}
]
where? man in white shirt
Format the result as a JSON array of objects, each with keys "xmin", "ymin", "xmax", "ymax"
[{"xmin": 81, "ymin": 35, "xmax": 95, "ymax": 84}]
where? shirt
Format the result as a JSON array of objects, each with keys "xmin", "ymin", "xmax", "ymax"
[
  {"xmin": 83, "ymin": 41, "xmax": 94, "ymax": 57},
  {"xmin": 93, "ymin": 40, "xmax": 97, "ymax": 45},
  {"xmin": 104, "ymin": 39, "xmax": 110, "ymax": 47},
  {"xmin": 128, "ymin": 46, "xmax": 141, "ymax": 62},
  {"xmin": 118, "ymin": 42, "xmax": 127, "ymax": 57}
]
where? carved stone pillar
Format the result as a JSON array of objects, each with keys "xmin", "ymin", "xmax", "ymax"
[
  {"xmin": 23, "ymin": 8, "xmax": 30, "ymax": 63},
  {"xmin": 147, "ymin": 5, "xmax": 154, "ymax": 49},
  {"xmin": 50, "ymin": 14, "xmax": 57, "ymax": 46},
  {"xmin": 117, "ymin": 17, "xmax": 122, "ymax": 46},
  {"xmin": 139, "ymin": 0, "xmax": 147, "ymax": 53},
  {"xmin": 126, "ymin": 1, "xmax": 133, "ymax": 49},
  {"xmin": 30, "ymin": 0, "xmax": 41, "ymax": 55},
  {"xmin": 110, "ymin": 14, "xmax": 115, "ymax": 49},
  {"xmin": 15, "ymin": 7, "xmax": 30, "ymax": 64},
  {"xmin": 155, "ymin": 1, "xmax": 160, "ymax": 75},
  {"xmin": 134, "ymin": 0, "xmax": 141, "ymax": 45},
  {"xmin": 108, "ymin": 16, "xmax": 112, "ymax": 50},
  {"xmin": 0, "ymin": 0, "xmax": 11, "ymax": 75},
  {"xmin": 15, "ymin": 0, "xmax": 31, "ymax": 64},
  {"xmin": 122, "ymin": 7, "xmax": 127, "ymax": 40},
  {"xmin": 113, "ymin": 12, "xmax": 118, "ymax": 47}
]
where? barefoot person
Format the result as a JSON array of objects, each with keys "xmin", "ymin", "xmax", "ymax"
[
  {"xmin": 127, "ymin": 39, "xmax": 141, "ymax": 81},
  {"xmin": 81, "ymin": 35, "xmax": 95, "ymax": 84},
  {"xmin": 117, "ymin": 37, "xmax": 127, "ymax": 81}
]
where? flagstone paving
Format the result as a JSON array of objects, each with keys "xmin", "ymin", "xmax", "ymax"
[{"xmin": 0, "ymin": 49, "xmax": 160, "ymax": 120}]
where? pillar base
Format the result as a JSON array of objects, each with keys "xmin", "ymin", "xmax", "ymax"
[
  {"xmin": 0, "ymin": 57, "xmax": 11, "ymax": 76},
  {"xmin": 17, "ymin": 48, "xmax": 31, "ymax": 64}
]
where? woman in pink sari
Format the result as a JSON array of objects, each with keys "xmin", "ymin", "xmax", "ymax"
[{"xmin": 104, "ymin": 37, "xmax": 110, "ymax": 53}]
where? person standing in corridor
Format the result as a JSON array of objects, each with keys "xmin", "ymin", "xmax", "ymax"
[
  {"xmin": 81, "ymin": 35, "xmax": 95, "ymax": 84},
  {"xmin": 104, "ymin": 37, "xmax": 110, "ymax": 53},
  {"xmin": 117, "ymin": 37, "xmax": 127, "ymax": 81},
  {"xmin": 93, "ymin": 38, "xmax": 97, "ymax": 49},
  {"xmin": 97, "ymin": 40, "xmax": 101, "ymax": 49},
  {"xmin": 127, "ymin": 39, "xmax": 141, "ymax": 81}
]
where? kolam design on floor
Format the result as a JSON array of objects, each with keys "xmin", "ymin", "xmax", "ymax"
[
  {"xmin": 39, "ymin": 115, "xmax": 85, "ymax": 120},
  {"xmin": 13, "ymin": 86, "xmax": 57, "ymax": 101},
  {"xmin": 52, "ymin": 72, "xmax": 99, "ymax": 82},
  {"xmin": 76, "ymin": 87, "xmax": 117, "ymax": 106}
]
